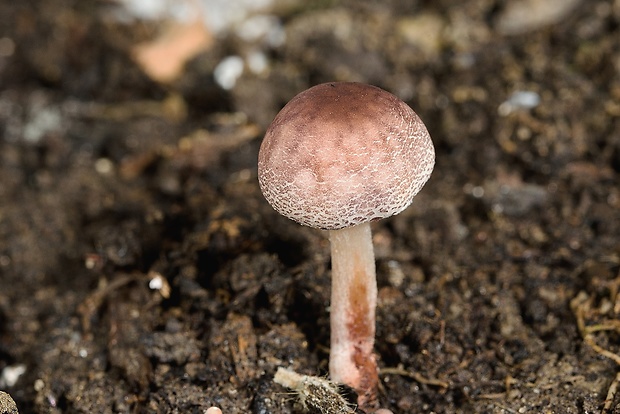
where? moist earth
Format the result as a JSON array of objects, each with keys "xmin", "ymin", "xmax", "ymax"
[{"xmin": 0, "ymin": 1, "xmax": 619, "ymax": 413}]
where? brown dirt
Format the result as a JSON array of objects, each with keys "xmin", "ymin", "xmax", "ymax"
[{"xmin": 1, "ymin": 0, "xmax": 619, "ymax": 413}]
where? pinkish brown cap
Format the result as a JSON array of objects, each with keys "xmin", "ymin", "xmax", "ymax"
[{"xmin": 258, "ymin": 82, "xmax": 435, "ymax": 230}]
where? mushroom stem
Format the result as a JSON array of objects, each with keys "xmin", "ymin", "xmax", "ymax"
[{"xmin": 329, "ymin": 222, "xmax": 379, "ymax": 409}]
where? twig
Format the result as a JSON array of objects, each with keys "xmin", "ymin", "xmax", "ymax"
[{"xmin": 379, "ymin": 367, "xmax": 449, "ymax": 388}]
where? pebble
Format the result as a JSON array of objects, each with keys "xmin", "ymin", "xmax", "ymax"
[{"xmin": 496, "ymin": 0, "xmax": 583, "ymax": 35}]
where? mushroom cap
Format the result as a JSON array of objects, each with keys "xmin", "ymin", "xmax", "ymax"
[{"xmin": 258, "ymin": 82, "xmax": 435, "ymax": 230}]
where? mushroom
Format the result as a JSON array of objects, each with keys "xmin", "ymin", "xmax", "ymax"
[{"xmin": 258, "ymin": 82, "xmax": 435, "ymax": 411}]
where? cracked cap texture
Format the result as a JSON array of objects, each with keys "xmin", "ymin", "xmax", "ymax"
[{"xmin": 258, "ymin": 82, "xmax": 435, "ymax": 230}]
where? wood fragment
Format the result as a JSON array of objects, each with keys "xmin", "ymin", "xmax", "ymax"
[{"xmin": 274, "ymin": 367, "xmax": 355, "ymax": 414}]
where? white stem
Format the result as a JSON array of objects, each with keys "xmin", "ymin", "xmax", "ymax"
[{"xmin": 328, "ymin": 222, "xmax": 378, "ymax": 409}]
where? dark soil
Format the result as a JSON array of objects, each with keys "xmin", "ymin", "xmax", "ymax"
[{"xmin": 1, "ymin": 0, "xmax": 619, "ymax": 413}]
